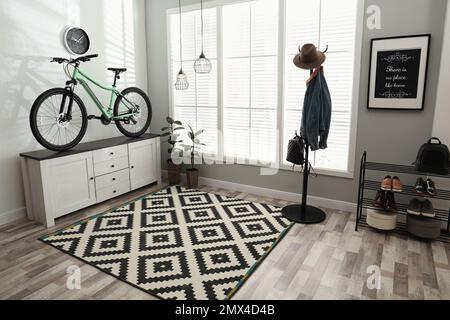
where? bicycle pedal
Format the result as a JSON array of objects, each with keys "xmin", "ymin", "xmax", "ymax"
[{"xmin": 88, "ymin": 115, "xmax": 101, "ymax": 120}]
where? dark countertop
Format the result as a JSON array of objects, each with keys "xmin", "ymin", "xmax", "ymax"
[{"xmin": 20, "ymin": 133, "xmax": 160, "ymax": 161}]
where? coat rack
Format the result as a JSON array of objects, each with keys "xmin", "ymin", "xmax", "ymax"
[{"xmin": 281, "ymin": 45, "xmax": 329, "ymax": 225}]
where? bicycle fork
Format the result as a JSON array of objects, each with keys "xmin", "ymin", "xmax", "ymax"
[{"xmin": 60, "ymin": 83, "xmax": 76, "ymax": 121}]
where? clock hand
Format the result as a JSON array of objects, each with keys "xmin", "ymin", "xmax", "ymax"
[{"xmin": 77, "ymin": 35, "xmax": 85, "ymax": 42}]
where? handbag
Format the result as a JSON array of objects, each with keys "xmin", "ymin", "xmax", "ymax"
[
  {"xmin": 286, "ymin": 132, "xmax": 305, "ymax": 168},
  {"xmin": 414, "ymin": 137, "xmax": 450, "ymax": 175}
]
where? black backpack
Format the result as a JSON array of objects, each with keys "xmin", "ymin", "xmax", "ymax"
[
  {"xmin": 286, "ymin": 132, "xmax": 305, "ymax": 168},
  {"xmin": 415, "ymin": 138, "xmax": 450, "ymax": 175}
]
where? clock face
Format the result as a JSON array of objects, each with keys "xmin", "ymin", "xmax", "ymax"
[{"xmin": 64, "ymin": 27, "xmax": 90, "ymax": 55}]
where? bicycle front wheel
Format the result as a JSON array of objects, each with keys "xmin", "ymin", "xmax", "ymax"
[
  {"xmin": 30, "ymin": 88, "xmax": 88, "ymax": 151},
  {"xmin": 114, "ymin": 87, "xmax": 152, "ymax": 138}
]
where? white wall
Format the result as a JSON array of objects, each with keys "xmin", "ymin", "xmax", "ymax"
[
  {"xmin": 0, "ymin": 0, "xmax": 149, "ymax": 224},
  {"xmin": 433, "ymin": 1, "xmax": 450, "ymax": 145}
]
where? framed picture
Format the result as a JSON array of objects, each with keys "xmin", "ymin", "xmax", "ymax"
[{"xmin": 368, "ymin": 34, "xmax": 431, "ymax": 110}]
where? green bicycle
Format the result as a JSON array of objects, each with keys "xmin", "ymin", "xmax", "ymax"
[{"xmin": 30, "ymin": 54, "xmax": 152, "ymax": 151}]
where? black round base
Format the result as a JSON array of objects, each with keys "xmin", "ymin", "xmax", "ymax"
[{"xmin": 281, "ymin": 205, "xmax": 326, "ymax": 225}]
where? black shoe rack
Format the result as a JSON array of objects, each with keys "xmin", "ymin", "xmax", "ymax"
[{"xmin": 356, "ymin": 151, "xmax": 450, "ymax": 243}]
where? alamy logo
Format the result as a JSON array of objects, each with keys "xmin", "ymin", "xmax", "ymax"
[
  {"xmin": 366, "ymin": 265, "xmax": 381, "ymax": 290},
  {"xmin": 66, "ymin": 265, "xmax": 81, "ymax": 290},
  {"xmin": 367, "ymin": 5, "xmax": 382, "ymax": 30}
]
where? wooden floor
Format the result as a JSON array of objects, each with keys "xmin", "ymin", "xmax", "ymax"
[{"xmin": 1, "ymin": 183, "xmax": 449, "ymax": 300}]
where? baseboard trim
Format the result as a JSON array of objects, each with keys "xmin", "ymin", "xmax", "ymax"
[
  {"xmin": 0, "ymin": 207, "xmax": 27, "ymax": 226},
  {"xmin": 161, "ymin": 170, "xmax": 356, "ymax": 213}
]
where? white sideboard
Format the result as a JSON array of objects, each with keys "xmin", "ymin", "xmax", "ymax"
[{"xmin": 20, "ymin": 134, "xmax": 161, "ymax": 228}]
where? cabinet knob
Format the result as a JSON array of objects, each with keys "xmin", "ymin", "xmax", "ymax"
[
  {"xmin": 111, "ymin": 164, "xmax": 115, "ymax": 168},
  {"xmin": 90, "ymin": 177, "xmax": 94, "ymax": 181},
  {"xmin": 112, "ymin": 178, "xmax": 116, "ymax": 181},
  {"xmin": 110, "ymin": 152, "xmax": 114, "ymax": 155},
  {"xmin": 131, "ymin": 166, "xmax": 134, "ymax": 169},
  {"xmin": 113, "ymin": 190, "xmax": 117, "ymax": 194}
]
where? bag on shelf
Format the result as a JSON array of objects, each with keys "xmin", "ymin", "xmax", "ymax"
[
  {"xmin": 286, "ymin": 132, "xmax": 305, "ymax": 169},
  {"xmin": 414, "ymin": 137, "xmax": 450, "ymax": 175}
]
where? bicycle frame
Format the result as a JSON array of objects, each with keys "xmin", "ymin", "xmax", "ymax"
[{"xmin": 70, "ymin": 66, "xmax": 134, "ymax": 121}]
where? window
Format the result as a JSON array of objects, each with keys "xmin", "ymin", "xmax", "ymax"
[
  {"xmin": 283, "ymin": 0, "xmax": 359, "ymax": 172},
  {"xmin": 222, "ymin": 0, "xmax": 278, "ymax": 164},
  {"xmin": 167, "ymin": 0, "xmax": 360, "ymax": 175},
  {"xmin": 169, "ymin": 7, "xmax": 218, "ymax": 156}
]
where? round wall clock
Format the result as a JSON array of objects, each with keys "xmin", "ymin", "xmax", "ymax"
[{"xmin": 63, "ymin": 27, "xmax": 90, "ymax": 55}]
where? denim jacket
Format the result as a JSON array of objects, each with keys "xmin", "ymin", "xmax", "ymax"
[{"xmin": 300, "ymin": 68, "xmax": 332, "ymax": 152}]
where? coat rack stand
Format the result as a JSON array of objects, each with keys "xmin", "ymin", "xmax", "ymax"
[
  {"xmin": 281, "ymin": 139, "xmax": 327, "ymax": 224},
  {"xmin": 281, "ymin": 54, "xmax": 328, "ymax": 225}
]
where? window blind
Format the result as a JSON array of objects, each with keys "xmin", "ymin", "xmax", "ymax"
[
  {"xmin": 169, "ymin": 8, "xmax": 218, "ymax": 156},
  {"xmin": 222, "ymin": 0, "xmax": 279, "ymax": 164},
  {"xmin": 283, "ymin": 0, "xmax": 358, "ymax": 172}
]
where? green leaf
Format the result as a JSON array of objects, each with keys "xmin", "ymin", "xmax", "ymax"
[
  {"xmin": 168, "ymin": 148, "xmax": 173, "ymax": 154},
  {"xmin": 160, "ymin": 132, "xmax": 170, "ymax": 137},
  {"xmin": 166, "ymin": 116, "xmax": 174, "ymax": 125},
  {"xmin": 173, "ymin": 127, "xmax": 184, "ymax": 131},
  {"xmin": 187, "ymin": 124, "xmax": 194, "ymax": 133},
  {"xmin": 195, "ymin": 130, "xmax": 205, "ymax": 137},
  {"xmin": 188, "ymin": 132, "xmax": 195, "ymax": 140},
  {"xmin": 174, "ymin": 121, "xmax": 182, "ymax": 125},
  {"xmin": 161, "ymin": 127, "xmax": 169, "ymax": 131}
]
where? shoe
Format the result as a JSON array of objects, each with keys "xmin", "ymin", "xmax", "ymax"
[
  {"xmin": 415, "ymin": 177, "xmax": 426, "ymax": 195},
  {"xmin": 407, "ymin": 198, "xmax": 422, "ymax": 216},
  {"xmin": 381, "ymin": 176, "xmax": 392, "ymax": 191},
  {"xmin": 392, "ymin": 176, "xmax": 403, "ymax": 193},
  {"xmin": 372, "ymin": 190, "xmax": 386, "ymax": 209},
  {"xmin": 426, "ymin": 179, "xmax": 436, "ymax": 197},
  {"xmin": 385, "ymin": 192, "xmax": 397, "ymax": 212},
  {"xmin": 421, "ymin": 200, "xmax": 435, "ymax": 218}
]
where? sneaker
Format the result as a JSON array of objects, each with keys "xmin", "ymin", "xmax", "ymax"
[
  {"xmin": 421, "ymin": 200, "xmax": 435, "ymax": 218},
  {"xmin": 407, "ymin": 198, "xmax": 422, "ymax": 216},
  {"xmin": 385, "ymin": 192, "xmax": 397, "ymax": 212},
  {"xmin": 426, "ymin": 179, "xmax": 436, "ymax": 197},
  {"xmin": 372, "ymin": 190, "xmax": 386, "ymax": 209},
  {"xmin": 392, "ymin": 176, "xmax": 403, "ymax": 193},
  {"xmin": 415, "ymin": 177, "xmax": 426, "ymax": 195},
  {"xmin": 381, "ymin": 176, "xmax": 392, "ymax": 191}
]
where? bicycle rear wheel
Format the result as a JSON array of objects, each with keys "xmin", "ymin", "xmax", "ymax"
[
  {"xmin": 30, "ymin": 88, "xmax": 88, "ymax": 151},
  {"xmin": 114, "ymin": 87, "xmax": 152, "ymax": 138}
]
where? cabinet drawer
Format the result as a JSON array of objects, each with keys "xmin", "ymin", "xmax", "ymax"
[
  {"xmin": 96, "ymin": 179, "xmax": 131, "ymax": 203},
  {"xmin": 95, "ymin": 169, "xmax": 130, "ymax": 190},
  {"xmin": 93, "ymin": 145, "xmax": 128, "ymax": 164},
  {"xmin": 94, "ymin": 156, "xmax": 129, "ymax": 177}
]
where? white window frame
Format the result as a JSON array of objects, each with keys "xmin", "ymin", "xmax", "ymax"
[{"xmin": 167, "ymin": 0, "xmax": 364, "ymax": 179}]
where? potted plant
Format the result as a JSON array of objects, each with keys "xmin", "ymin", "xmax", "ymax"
[
  {"xmin": 161, "ymin": 117, "xmax": 184, "ymax": 185},
  {"xmin": 181, "ymin": 124, "xmax": 205, "ymax": 189}
]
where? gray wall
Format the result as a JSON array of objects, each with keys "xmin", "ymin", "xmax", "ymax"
[
  {"xmin": 0, "ymin": 0, "xmax": 149, "ymax": 220},
  {"xmin": 146, "ymin": 0, "xmax": 447, "ymax": 203},
  {"xmin": 433, "ymin": 2, "xmax": 450, "ymax": 145}
]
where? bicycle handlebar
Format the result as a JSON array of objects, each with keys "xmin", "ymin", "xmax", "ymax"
[{"xmin": 51, "ymin": 54, "xmax": 99, "ymax": 65}]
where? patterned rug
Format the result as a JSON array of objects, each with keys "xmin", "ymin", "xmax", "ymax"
[{"xmin": 40, "ymin": 186, "xmax": 292, "ymax": 300}]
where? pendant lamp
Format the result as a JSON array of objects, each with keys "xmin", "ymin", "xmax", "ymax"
[
  {"xmin": 194, "ymin": 0, "xmax": 212, "ymax": 74},
  {"xmin": 175, "ymin": 0, "xmax": 189, "ymax": 90}
]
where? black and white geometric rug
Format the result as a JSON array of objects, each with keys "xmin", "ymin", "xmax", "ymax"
[{"xmin": 41, "ymin": 186, "xmax": 292, "ymax": 300}]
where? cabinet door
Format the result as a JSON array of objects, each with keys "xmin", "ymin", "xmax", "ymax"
[
  {"xmin": 42, "ymin": 152, "xmax": 96, "ymax": 218},
  {"xmin": 129, "ymin": 138, "xmax": 160, "ymax": 190}
]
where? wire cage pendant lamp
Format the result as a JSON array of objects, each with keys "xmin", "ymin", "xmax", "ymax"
[
  {"xmin": 175, "ymin": 0, "xmax": 189, "ymax": 90},
  {"xmin": 194, "ymin": 0, "xmax": 212, "ymax": 74}
]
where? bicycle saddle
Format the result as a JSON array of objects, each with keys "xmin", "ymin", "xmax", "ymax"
[{"xmin": 108, "ymin": 68, "xmax": 127, "ymax": 74}]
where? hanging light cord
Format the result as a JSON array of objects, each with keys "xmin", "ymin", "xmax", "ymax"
[
  {"xmin": 179, "ymin": 0, "xmax": 183, "ymax": 70},
  {"xmin": 200, "ymin": 0, "xmax": 204, "ymax": 54}
]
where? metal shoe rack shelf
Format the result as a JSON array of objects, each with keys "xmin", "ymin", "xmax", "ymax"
[{"xmin": 356, "ymin": 152, "xmax": 450, "ymax": 243}]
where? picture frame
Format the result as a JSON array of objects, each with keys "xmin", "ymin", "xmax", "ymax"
[{"xmin": 367, "ymin": 34, "xmax": 431, "ymax": 110}]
